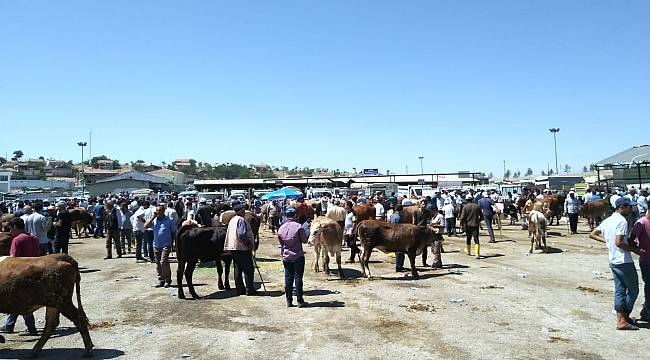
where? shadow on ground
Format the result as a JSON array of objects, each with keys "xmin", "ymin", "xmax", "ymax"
[{"xmin": 0, "ymin": 348, "xmax": 124, "ymax": 359}]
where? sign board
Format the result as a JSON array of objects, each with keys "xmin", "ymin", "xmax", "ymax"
[
  {"xmin": 417, "ymin": 179, "xmax": 425, "ymax": 185},
  {"xmin": 274, "ymin": 180, "xmax": 283, "ymax": 186},
  {"xmin": 457, "ymin": 171, "xmax": 470, "ymax": 178},
  {"xmin": 363, "ymin": 168, "xmax": 379, "ymax": 176}
]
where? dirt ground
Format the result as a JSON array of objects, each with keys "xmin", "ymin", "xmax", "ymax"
[{"xmin": 1, "ymin": 218, "xmax": 649, "ymax": 360}]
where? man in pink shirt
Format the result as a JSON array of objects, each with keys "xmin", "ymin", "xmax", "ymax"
[{"xmin": 630, "ymin": 210, "xmax": 650, "ymax": 322}]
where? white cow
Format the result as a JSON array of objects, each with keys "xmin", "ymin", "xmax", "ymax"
[
  {"xmin": 308, "ymin": 216, "xmax": 344, "ymax": 278},
  {"xmin": 527, "ymin": 210, "xmax": 548, "ymax": 253}
]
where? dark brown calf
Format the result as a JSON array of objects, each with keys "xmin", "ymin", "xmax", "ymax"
[
  {"xmin": 357, "ymin": 220, "xmax": 438, "ymax": 279},
  {"xmin": 0, "ymin": 254, "xmax": 94, "ymax": 357}
]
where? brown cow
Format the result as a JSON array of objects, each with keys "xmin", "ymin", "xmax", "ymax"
[
  {"xmin": 542, "ymin": 194, "xmax": 566, "ymax": 226},
  {"xmin": 357, "ymin": 220, "xmax": 439, "ymax": 279},
  {"xmin": 353, "ymin": 203, "xmax": 376, "ymax": 223},
  {"xmin": 0, "ymin": 254, "xmax": 94, "ymax": 357},
  {"xmin": 308, "ymin": 216, "xmax": 344, "ymax": 277},
  {"xmin": 0, "ymin": 231, "xmax": 13, "ymax": 256},
  {"xmin": 580, "ymin": 200, "xmax": 609, "ymax": 230}
]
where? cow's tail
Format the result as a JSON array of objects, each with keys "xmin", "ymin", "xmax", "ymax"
[{"xmin": 68, "ymin": 256, "xmax": 90, "ymax": 327}]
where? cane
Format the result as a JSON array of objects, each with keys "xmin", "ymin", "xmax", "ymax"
[
  {"xmin": 497, "ymin": 212, "xmax": 503, "ymax": 240},
  {"xmin": 251, "ymin": 254, "xmax": 268, "ymax": 295}
]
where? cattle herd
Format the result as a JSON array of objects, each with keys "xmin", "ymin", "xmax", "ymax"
[{"xmin": 0, "ymin": 185, "xmax": 642, "ymax": 357}]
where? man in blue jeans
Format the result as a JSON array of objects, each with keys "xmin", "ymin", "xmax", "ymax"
[
  {"xmin": 590, "ymin": 197, "xmax": 645, "ymax": 330},
  {"xmin": 478, "ymin": 193, "xmax": 496, "ymax": 243},
  {"xmin": 277, "ymin": 207, "xmax": 308, "ymax": 307},
  {"xmin": 0, "ymin": 218, "xmax": 39, "ymax": 336},
  {"xmin": 391, "ymin": 205, "xmax": 405, "ymax": 272}
]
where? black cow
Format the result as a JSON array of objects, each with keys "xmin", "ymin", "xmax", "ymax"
[{"xmin": 176, "ymin": 225, "xmax": 232, "ymax": 299}]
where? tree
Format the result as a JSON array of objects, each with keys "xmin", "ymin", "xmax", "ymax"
[
  {"xmin": 504, "ymin": 169, "xmax": 511, "ymax": 179},
  {"xmin": 582, "ymin": 165, "xmax": 588, "ymax": 172},
  {"xmin": 38, "ymin": 156, "xmax": 44, "ymax": 160},
  {"xmin": 488, "ymin": 172, "xmax": 494, "ymax": 179},
  {"xmin": 525, "ymin": 168, "xmax": 533, "ymax": 177},
  {"xmin": 112, "ymin": 160, "xmax": 121, "ymax": 169},
  {"xmin": 12, "ymin": 150, "xmax": 23, "ymax": 161},
  {"xmin": 0, "ymin": 157, "xmax": 6, "ymax": 165},
  {"xmin": 548, "ymin": 169, "xmax": 554, "ymax": 176},
  {"xmin": 564, "ymin": 164, "xmax": 571, "ymax": 174},
  {"xmin": 589, "ymin": 164, "xmax": 596, "ymax": 171},
  {"xmin": 541, "ymin": 170, "xmax": 546, "ymax": 176}
]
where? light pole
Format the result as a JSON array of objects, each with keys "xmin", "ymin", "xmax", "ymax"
[
  {"xmin": 77, "ymin": 141, "xmax": 87, "ymax": 196},
  {"xmin": 503, "ymin": 160, "xmax": 506, "ymax": 179},
  {"xmin": 549, "ymin": 128, "xmax": 560, "ymax": 175},
  {"xmin": 418, "ymin": 156, "xmax": 424, "ymax": 174}
]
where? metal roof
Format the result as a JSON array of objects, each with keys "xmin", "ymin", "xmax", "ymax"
[
  {"xmin": 95, "ymin": 171, "xmax": 172, "ymax": 184},
  {"xmin": 595, "ymin": 145, "xmax": 650, "ymax": 166}
]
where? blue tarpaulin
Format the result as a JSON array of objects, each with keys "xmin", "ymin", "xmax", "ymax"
[{"xmin": 261, "ymin": 187, "xmax": 304, "ymax": 200}]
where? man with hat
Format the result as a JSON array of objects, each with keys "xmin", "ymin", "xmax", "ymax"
[
  {"xmin": 277, "ymin": 207, "xmax": 308, "ymax": 307},
  {"xmin": 460, "ymin": 194, "xmax": 483, "ymax": 258},
  {"xmin": 564, "ymin": 191, "xmax": 581, "ymax": 234},
  {"xmin": 224, "ymin": 204, "xmax": 257, "ymax": 295},
  {"xmin": 590, "ymin": 197, "xmax": 644, "ymax": 330},
  {"xmin": 104, "ymin": 200, "xmax": 122, "ymax": 259}
]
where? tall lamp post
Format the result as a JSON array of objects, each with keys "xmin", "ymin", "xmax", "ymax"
[
  {"xmin": 418, "ymin": 156, "xmax": 424, "ymax": 174},
  {"xmin": 549, "ymin": 128, "xmax": 560, "ymax": 175},
  {"xmin": 77, "ymin": 142, "xmax": 87, "ymax": 196}
]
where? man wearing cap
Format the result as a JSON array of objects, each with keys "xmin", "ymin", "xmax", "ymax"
[
  {"xmin": 590, "ymin": 197, "xmax": 645, "ymax": 330},
  {"xmin": 224, "ymin": 204, "xmax": 257, "ymax": 295},
  {"xmin": 0, "ymin": 218, "xmax": 39, "ymax": 336},
  {"xmin": 53, "ymin": 202, "xmax": 72, "ymax": 254},
  {"xmin": 564, "ymin": 191, "xmax": 581, "ymax": 234},
  {"xmin": 460, "ymin": 194, "xmax": 483, "ymax": 258},
  {"xmin": 637, "ymin": 189, "xmax": 648, "ymax": 218},
  {"xmin": 277, "ymin": 207, "xmax": 308, "ymax": 307},
  {"xmin": 93, "ymin": 199, "xmax": 105, "ymax": 238},
  {"xmin": 441, "ymin": 199, "xmax": 456, "ymax": 236},
  {"xmin": 24, "ymin": 202, "xmax": 49, "ymax": 256}
]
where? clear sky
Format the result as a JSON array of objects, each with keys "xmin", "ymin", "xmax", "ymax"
[{"xmin": 1, "ymin": 0, "xmax": 648, "ymax": 177}]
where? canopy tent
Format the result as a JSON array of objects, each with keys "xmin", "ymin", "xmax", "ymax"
[
  {"xmin": 261, "ymin": 187, "xmax": 304, "ymax": 200},
  {"xmin": 131, "ymin": 188, "xmax": 155, "ymax": 196}
]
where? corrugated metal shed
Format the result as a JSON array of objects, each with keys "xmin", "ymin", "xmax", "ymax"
[
  {"xmin": 95, "ymin": 171, "xmax": 171, "ymax": 184},
  {"xmin": 596, "ymin": 144, "xmax": 650, "ymax": 165}
]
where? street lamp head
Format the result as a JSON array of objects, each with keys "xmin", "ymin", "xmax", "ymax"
[
  {"xmin": 77, "ymin": 142, "xmax": 87, "ymax": 146},
  {"xmin": 549, "ymin": 128, "xmax": 560, "ymax": 133}
]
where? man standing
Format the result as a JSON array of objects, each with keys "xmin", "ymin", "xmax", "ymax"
[
  {"xmin": 441, "ymin": 199, "xmax": 456, "ymax": 236},
  {"xmin": 104, "ymin": 200, "xmax": 122, "ymax": 259},
  {"xmin": 478, "ymin": 193, "xmax": 496, "ymax": 243},
  {"xmin": 224, "ymin": 204, "xmax": 257, "ymax": 295},
  {"xmin": 630, "ymin": 208, "xmax": 650, "ymax": 322},
  {"xmin": 373, "ymin": 198, "xmax": 385, "ymax": 221},
  {"xmin": 53, "ymin": 202, "xmax": 72, "ymax": 254},
  {"xmin": 429, "ymin": 207, "xmax": 445, "ymax": 269},
  {"xmin": 0, "ymin": 218, "xmax": 39, "ymax": 336},
  {"xmin": 25, "ymin": 202, "xmax": 50, "ymax": 256},
  {"xmin": 344, "ymin": 201, "xmax": 358, "ymax": 263},
  {"xmin": 564, "ymin": 191, "xmax": 581, "ymax": 234},
  {"xmin": 137, "ymin": 201, "xmax": 155, "ymax": 263},
  {"xmin": 637, "ymin": 189, "xmax": 648, "ymax": 218},
  {"xmin": 145, "ymin": 205, "xmax": 176, "ymax": 288},
  {"xmin": 460, "ymin": 195, "xmax": 483, "ymax": 258},
  {"xmin": 590, "ymin": 197, "xmax": 644, "ymax": 330},
  {"xmin": 391, "ymin": 205, "xmax": 405, "ymax": 272},
  {"xmin": 118, "ymin": 201, "xmax": 134, "ymax": 254},
  {"xmin": 277, "ymin": 207, "xmax": 308, "ymax": 307},
  {"xmin": 268, "ymin": 200, "xmax": 280, "ymax": 235},
  {"xmin": 93, "ymin": 199, "xmax": 105, "ymax": 238}
]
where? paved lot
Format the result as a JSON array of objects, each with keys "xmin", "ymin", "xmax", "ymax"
[{"xmin": 1, "ymin": 219, "xmax": 649, "ymax": 359}]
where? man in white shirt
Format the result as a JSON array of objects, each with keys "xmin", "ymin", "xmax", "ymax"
[
  {"xmin": 441, "ymin": 200, "xmax": 456, "ymax": 236},
  {"xmin": 590, "ymin": 197, "xmax": 645, "ymax": 330},
  {"xmin": 637, "ymin": 189, "xmax": 648, "ymax": 217},
  {"xmin": 610, "ymin": 190, "xmax": 621, "ymax": 209},
  {"xmin": 373, "ymin": 199, "xmax": 385, "ymax": 221},
  {"xmin": 25, "ymin": 202, "xmax": 50, "ymax": 255}
]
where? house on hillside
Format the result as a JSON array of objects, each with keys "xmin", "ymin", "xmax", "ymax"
[
  {"xmin": 96, "ymin": 160, "xmax": 114, "ymax": 170},
  {"xmin": 173, "ymin": 159, "xmax": 192, "ymax": 169},
  {"xmin": 147, "ymin": 168, "xmax": 186, "ymax": 189}
]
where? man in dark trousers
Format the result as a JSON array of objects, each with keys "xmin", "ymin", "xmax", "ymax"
[
  {"xmin": 564, "ymin": 191, "xmax": 581, "ymax": 234},
  {"xmin": 277, "ymin": 207, "xmax": 309, "ymax": 307},
  {"xmin": 53, "ymin": 202, "xmax": 72, "ymax": 254},
  {"xmin": 224, "ymin": 204, "xmax": 257, "ymax": 295},
  {"xmin": 104, "ymin": 200, "xmax": 122, "ymax": 259},
  {"xmin": 460, "ymin": 194, "xmax": 484, "ymax": 258},
  {"xmin": 0, "ymin": 218, "xmax": 40, "ymax": 335}
]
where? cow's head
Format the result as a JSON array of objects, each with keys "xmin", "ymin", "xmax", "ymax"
[{"xmin": 307, "ymin": 219, "xmax": 324, "ymax": 245}]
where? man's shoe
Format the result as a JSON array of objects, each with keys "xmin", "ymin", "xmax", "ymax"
[
  {"xmin": 297, "ymin": 301, "xmax": 307, "ymax": 308},
  {"xmin": 287, "ymin": 302, "xmax": 295, "ymax": 308},
  {"xmin": 396, "ymin": 267, "xmax": 405, "ymax": 272},
  {"xmin": 26, "ymin": 329, "xmax": 38, "ymax": 336},
  {"xmin": 117, "ymin": 254, "xmax": 122, "ymax": 258},
  {"xmin": 0, "ymin": 326, "xmax": 14, "ymax": 333},
  {"xmin": 164, "ymin": 282, "xmax": 171, "ymax": 288},
  {"xmin": 345, "ymin": 259, "xmax": 355, "ymax": 264},
  {"xmin": 154, "ymin": 281, "xmax": 165, "ymax": 288},
  {"xmin": 103, "ymin": 256, "xmax": 112, "ymax": 260},
  {"xmin": 246, "ymin": 290, "xmax": 259, "ymax": 296}
]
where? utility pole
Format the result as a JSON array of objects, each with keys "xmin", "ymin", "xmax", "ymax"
[
  {"xmin": 78, "ymin": 141, "xmax": 87, "ymax": 196},
  {"xmin": 549, "ymin": 128, "xmax": 560, "ymax": 175},
  {"xmin": 418, "ymin": 156, "xmax": 424, "ymax": 174},
  {"xmin": 503, "ymin": 160, "xmax": 506, "ymax": 179}
]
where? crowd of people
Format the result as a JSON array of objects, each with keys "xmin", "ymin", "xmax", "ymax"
[{"xmin": 1, "ymin": 184, "xmax": 649, "ymax": 329}]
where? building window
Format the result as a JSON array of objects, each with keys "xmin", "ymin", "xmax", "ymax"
[{"xmin": 0, "ymin": 176, "xmax": 8, "ymax": 182}]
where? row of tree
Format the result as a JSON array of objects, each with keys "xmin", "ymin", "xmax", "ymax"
[{"xmin": 504, "ymin": 164, "xmax": 596, "ymax": 179}]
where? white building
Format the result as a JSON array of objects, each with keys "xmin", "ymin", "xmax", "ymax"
[{"xmin": 0, "ymin": 170, "xmax": 12, "ymax": 193}]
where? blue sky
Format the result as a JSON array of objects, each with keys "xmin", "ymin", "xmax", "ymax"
[{"xmin": 1, "ymin": 0, "xmax": 648, "ymax": 177}]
